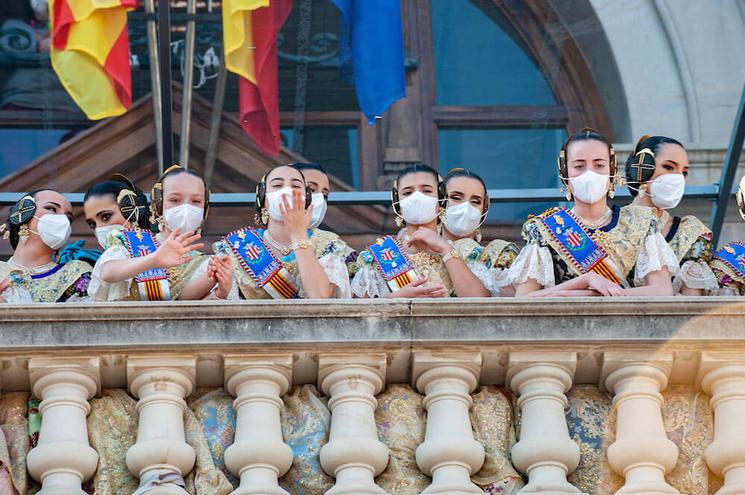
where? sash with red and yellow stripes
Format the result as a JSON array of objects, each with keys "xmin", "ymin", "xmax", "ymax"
[
  {"xmin": 368, "ymin": 236, "xmax": 419, "ymax": 292},
  {"xmin": 121, "ymin": 230, "xmax": 172, "ymax": 301}
]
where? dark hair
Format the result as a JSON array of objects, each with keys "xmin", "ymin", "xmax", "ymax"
[
  {"xmin": 84, "ymin": 179, "xmax": 151, "ymax": 230},
  {"xmin": 291, "ymin": 162, "xmax": 327, "ymax": 176},
  {"xmin": 558, "ymin": 127, "xmax": 616, "ymax": 186},
  {"xmin": 444, "ymin": 168, "xmax": 487, "ymax": 196},
  {"xmin": 255, "ymin": 165, "xmax": 311, "ymax": 225},
  {"xmin": 625, "ymin": 135, "xmax": 685, "ymax": 197},
  {"xmin": 395, "ymin": 163, "xmax": 440, "ymax": 187},
  {"xmin": 6, "ymin": 189, "xmax": 54, "ymax": 250},
  {"xmin": 160, "ymin": 167, "xmax": 208, "ymax": 193}
]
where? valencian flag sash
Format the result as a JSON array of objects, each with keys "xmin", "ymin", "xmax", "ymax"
[
  {"xmin": 539, "ymin": 208, "xmax": 623, "ymax": 285},
  {"xmin": 223, "ymin": 0, "xmax": 292, "ymax": 156},
  {"xmin": 50, "ymin": 0, "xmax": 135, "ymax": 120},
  {"xmin": 224, "ymin": 227, "xmax": 299, "ymax": 299},
  {"xmin": 121, "ymin": 230, "xmax": 171, "ymax": 301},
  {"xmin": 368, "ymin": 236, "xmax": 418, "ymax": 292},
  {"xmin": 715, "ymin": 242, "xmax": 745, "ymax": 280}
]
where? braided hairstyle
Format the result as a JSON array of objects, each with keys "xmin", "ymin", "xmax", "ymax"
[
  {"xmin": 84, "ymin": 177, "xmax": 152, "ymax": 230},
  {"xmin": 625, "ymin": 135, "xmax": 684, "ymax": 197},
  {"xmin": 4, "ymin": 189, "xmax": 53, "ymax": 250}
]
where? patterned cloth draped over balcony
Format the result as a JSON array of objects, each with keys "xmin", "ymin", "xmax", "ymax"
[{"xmin": 663, "ymin": 214, "xmax": 718, "ymax": 293}]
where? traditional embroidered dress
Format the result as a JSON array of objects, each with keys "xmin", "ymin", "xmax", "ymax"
[
  {"xmin": 508, "ymin": 205, "xmax": 679, "ymax": 289},
  {"xmin": 352, "ymin": 231, "xmax": 454, "ymax": 298},
  {"xmin": 0, "ymin": 258, "xmax": 91, "ymax": 303},
  {"xmin": 710, "ymin": 241, "xmax": 745, "ymax": 296},
  {"xmin": 450, "ymin": 238, "xmax": 519, "ymax": 296},
  {"xmin": 216, "ymin": 228, "xmax": 352, "ymax": 300},
  {"xmin": 662, "ymin": 213, "xmax": 718, "ymax": 293},
  {"xmin": 88, "ymin": 230, "xmax": 212, "ymax": 302}
]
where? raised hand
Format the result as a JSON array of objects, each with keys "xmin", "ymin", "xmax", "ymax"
[
  {"xmin": 280, "ymin": 189, "xmax": 313, "ymax": 242},
  {"xmin": 151, "ymin": 229, "xmax": 204, "ymax": 269},
  {"xmin": 406, "ymin": 227, "xmax": 450, "ymax": 255}
]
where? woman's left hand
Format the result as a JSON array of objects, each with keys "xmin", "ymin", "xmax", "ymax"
[
  {"xmin": 209, "ymin": 256, "xmax": 233, "ymax": 299},
  {"xmin": 281, "ymin": 189, "xmax": 313, "ymax": 242},
  {"xmin": 407, "ymin": 227, "xmax": 450, "ymax": 255}
]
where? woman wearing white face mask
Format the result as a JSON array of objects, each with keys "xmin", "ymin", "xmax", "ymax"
[
  {"xmin": 0, "ymin": 189, "xmax": 91, "ymax": 303},
  {"xmin": 442, "ymin": 168, "xmax": 519, "ymax": 296},
  {"xmin": 509, "ymin": 128, "xmax": 678, "ymax": 297},
  {"xmin": 90, "ymin": 166, "xmax": 235, "ymax": 302},
  {"xmin": 626, "ymin": 135, "xmax": 718, "ymax": 296},
  {"xmin": 214, "ymin": 165, "xmax": 351, "ymax": 299},
  {"xmin": 352, "ymin": 163, "xmax": 491, "ymax": 298}
]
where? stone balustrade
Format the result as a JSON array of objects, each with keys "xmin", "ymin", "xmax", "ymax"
[{"xmin": 1, "ymin": 297, "xmax": 745, "ymax": 494}]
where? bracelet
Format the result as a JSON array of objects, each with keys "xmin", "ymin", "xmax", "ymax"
[
  {"xmin": 290, "ymin": 239, "xmax": 311, "ymax": 251},
  {"xmin": 441, "ymin": 248, "xmax": 461, "ymax": 264}
]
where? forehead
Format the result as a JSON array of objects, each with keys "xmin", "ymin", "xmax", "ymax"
[
  {"xmin": 162, "ymin": 172, "xmax": 205, "ymax": 194},
  {"xmin": 656, "ymin": 143, "xmax": 688, "ymax": 165},
  {"xmin": 447, "ymin": 176, "xmax": 485, "ymax": 195},
  {"xmin": 36, "ymin": 190, "xmax": 71, "ymax": 210},
  {"xmin": 267, "ymin": 166, "xmax": 304, "ymax": 182},
  {"xmin": 84, "ymin": 194, "xmax": 117, "ymax": 212},
  {"xmin": 302, "ymin": 169, "xmax": 329, "ymax": 188},
  {"xmin": 566, "ymin": 139, "xmax": 610, "ymax": 160},
  {"xmin": 399, "ymin": 171, "xmax": 438, "ymax": 189}
]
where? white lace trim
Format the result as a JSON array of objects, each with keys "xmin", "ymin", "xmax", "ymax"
[
  {"xmin": 1, "ymin": 284, "xmax": 33, "ymax": 304},
  {"xmin": 673, "ymin": 260, "xmax": 719, "ymax": 293},
  {"xmin": 305, "ymin": 253, "xmax": 351, "ymax": 299},
  {"xmin": 633, "ymin": 230, "xmax": 680, "ymax": 286},
  {"xmin": 88, "ymin": 243, "xmax": 133, "ymax": 302},
  {"xmin": 351, "ymin": 264, "xmax": 389, "ymax": 298},
  {"xmin": 507, "ymin": 243, "xmax": 555, "ymax": 288},
  {"xmin": 466, "ymin": 261, "xmax": 511, "ymax": 296}
]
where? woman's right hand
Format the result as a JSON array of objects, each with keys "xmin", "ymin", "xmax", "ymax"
[
  {"xmin": 386, "ymin": 277, "xmax": 448, "ymax": 298},
  {"xmin": 151, "ymin": 229, "xmax": 204, "ymax": 269},
  {"xmin": 582, "ymin": 272, "xmax": 625, "ymax": 297},
  {"xmin": 0, "ymin": 278, "xmax": 11, "ymax": 303}
]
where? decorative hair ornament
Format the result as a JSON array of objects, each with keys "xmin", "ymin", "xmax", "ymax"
[
  {"xmin": 737, "ymin": 175, "xmax": 745, "ymax": 221},
  {"xmin": 634, "ymin": 148, "xmax": 656, "ymax": 182}
]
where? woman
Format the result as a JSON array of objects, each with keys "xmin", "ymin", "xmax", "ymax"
[
  {"xmin": 290, "ymin": 162, "xmax": 358, "ymax": 276},
  {"xmin": 509, "ymin": 128, "xmax": 678, "ymax": 297},
  {"xmin": 441, "ymin": 168, "xmax": 519, "ymax": 296},
  {"xmin": 215, "ymin": 165, "xmax": 352, "ymax": 299},
  {"xmin": 626, "ymin": 135, "xmax": 718, "ymax": 295},
  {"xmin": 88, "ymin": 166, "xmax": 234, "ymax": 301},
  {"xmin": 352, "ymin": 163, "xmax": 490, "ymax": 298},
  {"xmin": 710, "ymin": 175, "xmax": 745, "ymax": 295},
  {"xmin": 0, "ymin": 189, "xmax": 91, "ymax": 303}
]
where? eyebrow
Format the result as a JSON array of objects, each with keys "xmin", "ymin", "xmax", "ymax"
[
  {"xmin": 45, "ymin": 201, "xmax": 62, "ymax": 208},
  {"xmin": 666, "ymin": 160, "xmax": 680, "ymax": 166}
]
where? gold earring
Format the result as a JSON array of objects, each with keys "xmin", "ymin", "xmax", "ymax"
[
  {"xmin": 475, "ymin": 228, "xmax": 482, "ymax": 243},
  {"xmin": 564, "ymin": 187, "xmax": 573, "ymax": 201},
  {"xmin": 19, "ymin": 224, "xmax": 29, "ymax": 244},
  {"xmin": 261, "ymin": 209, "xmax": 269, "ymax": 226},
  {"xmin": 395, "ymin": 216, "xmax": 404, "ymax": 228}
]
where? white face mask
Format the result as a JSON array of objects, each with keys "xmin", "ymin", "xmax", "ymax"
[
  {"xmin": 33, "ymin": 214, "xmax": 71, "ymax": 251},
  {"xmin": 163, "ymin": 204, "xmax": 203, "ymax": 233},
  {"xmin": 308, "ymin": 192, "xmax": 327, "ymax": 229},
  {"xmin": 399, "ymin": 191, "xmax": 439, "ymax": 225},
  {"xmin": 569, "ymin": 170, "xmax": 610, "ymax": 204},
  {"xmin": 265, "ymin": 187, "xmax": 301, "ymax": 222},
  {"xmin": 444, "ymin": 202, "xmax": 483, "ymax": 237},
  {"xmin": 649, "ymin": 173, "xmax": 685, "ymax": 209},
  {"xmin": 95, "ymin": 224, "xmax": 124, "ymax": 250}
]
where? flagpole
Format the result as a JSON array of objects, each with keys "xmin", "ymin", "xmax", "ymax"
[
  {"xmin": 145, "ymin": 0, "xmax": 164, "ymax": 175},
  {"xmin": 157, "ymin": 0, "xmax": 174, "ymax": 170},
  {"xmin": 179, "ymin": 0, "xmax": 197, "ymax": 169}
]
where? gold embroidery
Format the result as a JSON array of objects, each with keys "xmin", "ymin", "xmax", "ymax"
[{"xmin": 668, "ymin": 215, "xmax": 712, "ymax": 263}]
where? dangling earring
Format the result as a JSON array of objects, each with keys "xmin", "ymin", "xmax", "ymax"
[
  {"xmin": 608, "ymin": 183, "xmax": 615, "ymax": 199},
  {"xmin": 436, "ymin": 223, "xmax": 442, "ymax": 235},
  {"xmin": 639, "ymin": 183, "xmax": 649, "ymax": 196},
  {"xmin": 19, "ymin": 224, "xmax": 29, "ymax": 244},
  {"xmin": 260, "ymin": 209, "xmax": 269, "ymax": 226},
  {"xmin": 564, "ymin": 186, "xmax": 573, "ymax": 201},
  {"xmin": 395, "ymin": 216, "xmax": 404, "ymax": 228},
  {"xmin": 475, "ymin": 228, "xmax": 482, "ymax": 243}
]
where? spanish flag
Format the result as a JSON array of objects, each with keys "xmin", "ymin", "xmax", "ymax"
[
  {"xmin": 223, "ymin": 0, "xmax": 292, "ymax": 156},
  {"xmin": 51, "ymin": 0, "xmax": 136, "ymax": 120}
]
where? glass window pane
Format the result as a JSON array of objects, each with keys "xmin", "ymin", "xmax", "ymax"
[
  {"xmin": 438, "ymin": 128, "xmax": 567, "ymax": 220},
  {"xmin": 432, "ymin": 0, "xmax": 557, "ymax": 106},
  {"xmin": 281, "ymin": 126, "xmax": 359, "ymax": 189}
]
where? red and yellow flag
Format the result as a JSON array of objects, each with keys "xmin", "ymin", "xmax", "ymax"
[
  {"xmin": 223, "ymin": 0, "xmax": 292, "ymax": 156},
  {"xmin": 51, "ymin": 0, "xmax": 136, "ymax": 120}
]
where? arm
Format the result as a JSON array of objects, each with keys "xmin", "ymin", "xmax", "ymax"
[
  {"xmin": 518, "ymin": 272, "xmax": 623, "ymax": 297},
  {"xmin": 622, "ymin": 268, "xmax": 674, "ymax": 296}
]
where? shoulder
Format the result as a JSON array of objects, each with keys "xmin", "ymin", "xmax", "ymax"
[
  {"xmin": 312, "ymin": 228, "xmax": 355, "ymax": 257},
  {"xmin": 451, "ymin": 238, "xmax": 482, "ymax": 261},
  {"xmin": 62, "ymin": 260, "xmax": 94, "ymax": 276},
  {"xmin": 678, "ymin": 215, "xmax": 712, "ymax": 240},
  {"xmin": 619, "ymin": 205, "xmax": 656, "ymax": 231},
  {"xmin": 482, "ymin": 239, "xmax": 520, "ymax": 268},
  {"xmin": 522, "ymin": 207, "xmax": 558, "ymax": 242}
]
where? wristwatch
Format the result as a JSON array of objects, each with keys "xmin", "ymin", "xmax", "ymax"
[{"xmin": 442, "ymin": 248, "xmax": 461, "ymax": 264}]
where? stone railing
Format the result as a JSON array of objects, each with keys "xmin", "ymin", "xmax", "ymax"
[{"xmin": 1, "ymin": 298, "xmax": 745, "ymax": 495}]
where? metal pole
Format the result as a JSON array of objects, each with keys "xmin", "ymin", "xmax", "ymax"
[
  {"xmin": 179, "ymin": 0, "xmax": 197, "ymax": 169},
  {"xmin": 157, "ymin": 0, "xmax": 174, "ymax": 169},
  {"xmin": 145, "ymin": 0, "xmax": 164, "ymax": 175},
  {"xmin": 710, "ymin": 81, "xmax": 745, "ymax": 247},
  {"xmin": 204, "ymin": 57, "xmax": 228, "ymax": 187}
]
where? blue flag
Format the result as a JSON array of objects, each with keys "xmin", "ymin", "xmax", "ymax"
[{"xmin": 331, "ymin": 0, "xmax": 405, "ymax": 124}]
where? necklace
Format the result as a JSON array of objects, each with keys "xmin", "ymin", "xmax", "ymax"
[
  {"xmin": 571, "ymin": 207, "xmax": 612, "ymax": 230},
  {"xmin": 263, "ymin": 230, "xmax": 291, "ymax": 256},
  {"xmin": 7, "ymin": 257, "xmax": 57, "ymax": 274}
]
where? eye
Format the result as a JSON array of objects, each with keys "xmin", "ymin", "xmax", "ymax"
[
  {"xmin": 102, "ymin": 213, "xmax": 112, "ymax": 222},
  {"xmin": 663, "ymin": 164, "xmax": 674, "ymax": 171},
  {"xmin": 46, "ymin": 205, "xmax": 57, "ymax": 212},
  {"xmin": 87, "ymin": 220, "xmax": 95, "ymax": 229},
  {"xmin": 401, "ymin": 190, "xmax": 412, "ymax": 197},
  {"xmin": 683, "ymin": 171, "xmax": 689, "ymax": 177}
]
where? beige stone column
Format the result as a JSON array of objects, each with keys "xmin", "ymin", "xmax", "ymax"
[
  {"xmin": 699, "ymin": 353, "xmax": 745, "ymax": 495},
  {"xmin": 318, "ymin": 353, "xmax": 389, "ymax": 495},
  {"xmin": 126, "ymin": 356, "xmax": 196, "ymax": 494},
  {"xmin": 413, "ymin": 352, "xmax": 485, "ymax": 494},
  {"xmin": 507, "ymin": 352, "xmax": 583, "ymax": 495},
  {"xmin": 224, "ymin": 354, "xmax": 293, "ymax": 495},
  {"xmin": 602, "ymin": 352, "xmax": 679, "ymax": 495},
  {"xmin": 26, "ymin": 357, "xmax": 100, "ymax": 495}
]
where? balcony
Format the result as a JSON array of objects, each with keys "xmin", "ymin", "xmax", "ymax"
[{"xmin": 1, "ymin": 298, "xmax": 744, "ymax": 494}]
